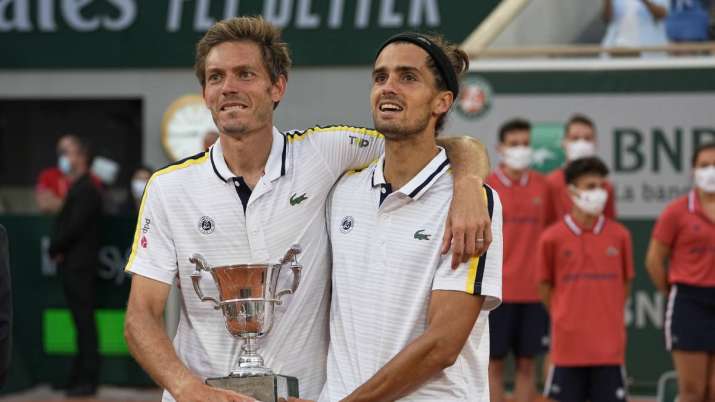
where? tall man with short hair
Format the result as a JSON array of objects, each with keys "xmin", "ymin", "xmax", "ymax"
[
  {"xmin": 486, "ymin": 118, "xmax": 553, "ymax": 402},
  {"xmin": 318, "ymin": 33, "xmax": 502, "ymax": 402},
  {"xmin": 546, "ymin": 114, "xmax": 617, "ymax": 219},
  {"xmin": 124, "ymin": 17, "xmax": 494, "ymax": 402},
  {"xmin": 49, "ymin": 137, "xmax": 103, "ymax": 397},
  {"xmin": 539, "ymin": 157, "xmax": 633, "ymax": 402}
]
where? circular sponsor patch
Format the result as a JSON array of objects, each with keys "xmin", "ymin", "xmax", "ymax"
[
  {"xmin": 456, "ymin": 74, "xmax": 493, "ymax": 120},
  {"xmin": 339, "ymin": 216, "xmax": 354, "ymax": 234},
  {"xmin": 198, "ymin": 216, "xmax": 215, "ymax": 234}
]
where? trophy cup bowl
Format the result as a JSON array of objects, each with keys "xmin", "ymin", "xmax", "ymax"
[{"xmin": 189, "ymin": 245, "xmax": 302, "ymax": 401}]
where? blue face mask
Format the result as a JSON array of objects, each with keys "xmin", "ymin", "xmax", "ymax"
[{"xmin": 58, "ymin": 155, "xmax": 72, "ymax": 175}]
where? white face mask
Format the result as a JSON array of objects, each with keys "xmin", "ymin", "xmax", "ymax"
[
  {"xmin": 502, "ymin": 146, "xmax": 532, "ymax": 170},
  {"xmin": 131, "ymin": 179, "xmax": 148, "ymax": 200},
  {"xmin": 58, "ymin": 155, "xmax": 71, "ymax": 175},
  {"xmin": 694, "ymin": 166, "xmax": 715, "ymax": 193},
  {"xmin": 571, "ymin": 187, "xmax": 608, "ymax": 216},
  {"xmin": 565, "ymin": 140, "xmax": 596, "ymax": 161}
]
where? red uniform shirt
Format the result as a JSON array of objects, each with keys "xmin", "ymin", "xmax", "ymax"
[
  {"xmin": 546, "ymin": 167, "xmax": 617, "ymax": 220},
  {"xmin": 652, "ymin": 190, "xmax": 715, "ymax": 287},
  {"xmin": 538, "ymin": 214, "xmax": 634, "ymax": 366},
  {"xmin": 487, "ymin": 167, "xmax": 555, "ymax": 302},
  {"xmin": 36, "ymin": 167, "xmax": 70, "ymax": 198},
  {"xmin": 36, "ymin": 167, "xmax": 103, "ymax": 199}
]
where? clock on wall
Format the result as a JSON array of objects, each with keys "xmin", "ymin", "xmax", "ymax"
[{"xmin": 161, "ymin": 94, "xmax": 218, "ymax": 162}]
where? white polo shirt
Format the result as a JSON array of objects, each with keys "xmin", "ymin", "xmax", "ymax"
[
  {"xmin": 125, "ymin": 126, "xmax": 384, "ymax": 401},
  {"xmin": 320, "ymin": 148, "xmax": 502, "ymax": 402}
]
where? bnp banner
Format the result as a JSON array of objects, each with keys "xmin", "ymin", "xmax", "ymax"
[
  {"xmin": 0, "ymin": 0, "xmax": 498, "ymax": 68},
  {"xmin": 449, "ymin": 65, "xmax": 715, "ymax": 395},
  {"xmin": 451, "ymin": 67, "xmax": 715, "ymax": 219}
]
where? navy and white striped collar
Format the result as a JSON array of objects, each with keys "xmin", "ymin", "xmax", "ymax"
[
  {"xmin": 371, "ymin": 147, "xmax": 450, "ymax": 201},
  {"xmin": 210, "ymin": 127, "xmax": 287, "ymax": 183},
  {"xmin": 495, "ymin": 166, "xmax": 529, "ymax": 187},
  {"xmin": 564, "ymin": 213, "xmax": 605, "ymax": 236}
]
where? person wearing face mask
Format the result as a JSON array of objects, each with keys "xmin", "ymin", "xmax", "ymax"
[
  {"xmin": 485, "ymin": 118, "xmax": 555, "ymax": 402},
  {"xmin": 36, "ymin": 134, "xmax": 103, "ymax": 214},
  {"xmin": 539, "ymin": 157, "xmax": 634, "ymax": 402},
  {"xmin": 546, "ymin": 115, "xmax": 617, "ymax": 220},
  {"xmin": 121, "ymin": 166, "xmax": 154, "ymax": 217},
  {"xmin": 48, "ymin": 137, "xmax": 103, "ymax": 397},
  {"xmin": 645, "ymin": 142, "xmax": 715, "ymax": 402}
]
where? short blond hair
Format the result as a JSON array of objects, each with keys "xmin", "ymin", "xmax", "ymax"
[{"xmin": 194, "ymin": 16, "xmax": 292, "ymax": 87}]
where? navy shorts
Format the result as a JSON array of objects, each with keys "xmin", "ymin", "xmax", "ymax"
[
  {"xmin": 665, "ymin": 283, "xmax": 715, "ymax": 352},
  {"xmin": 544, "ymin": 365, "xmax": 627, "ymax": 402},
  {"xmin": 489, "ymin": 302, "xmax": 549, "ymax": 359}
]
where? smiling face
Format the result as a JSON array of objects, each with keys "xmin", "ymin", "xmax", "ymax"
[
  {"xmin": 202, "ymin": 41, "xmax": 286, "ymax": 138},
  {"xmin": 370, "ymin": 43, "xmax": 452, "ymax": 140}
]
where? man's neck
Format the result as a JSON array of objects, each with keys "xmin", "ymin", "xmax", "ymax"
[
  {"xmin": 220, "ymin": 126, "xmax": 273, "ymax": 188},
  {"xmin": 383, "ymin": 131, "xmax": 438, "ymax": 190},
  {"xmin": 571, "ymin": 207, "xmax": 598, "ymax": 229},
  {"xmin": 502, "ymin": 165, "xmax": 527, "ymax": 181}
]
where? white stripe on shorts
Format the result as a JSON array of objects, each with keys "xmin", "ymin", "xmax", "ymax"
[
  {"xmin": 665, "ymin": 284, "xmax": 678, "ymax": 351},
  {"xmin": 543, "ymin": 364, "xmax": 555, "ymax": 397}
]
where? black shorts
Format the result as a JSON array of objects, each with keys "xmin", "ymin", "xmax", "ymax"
[
  {"xmin": 665, "ymin": 283, "xmax": 715, "ymax": 352},
  {"xmin": 544, "ymin": 365, "xmax": 627, "ymax": 402},
  {"xmin": 489, "ymin": 302, "xmax": 549, "ymax": 359}
]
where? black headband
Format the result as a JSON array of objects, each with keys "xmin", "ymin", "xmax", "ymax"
[{"xmin": 376, "ymin": 32, "xmax": 460, "ymax": 99}]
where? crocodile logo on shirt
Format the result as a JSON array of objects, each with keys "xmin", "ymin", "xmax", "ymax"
[
  {"xmin": 290, "ymin": 193, "xmax": 308, "ymax": 206},
  {"xmin": 414, "ymin": 229, "xmax": 431, "ymax": 240}
]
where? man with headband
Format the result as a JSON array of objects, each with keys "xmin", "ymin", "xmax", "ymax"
[{"xmin": 312, "ymin": 33, "xmax": 503, "ymax": 402}]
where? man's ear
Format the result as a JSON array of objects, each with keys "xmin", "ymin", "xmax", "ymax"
[{"xmin": 271, "ymin": 74, "xmax": 288, "ymax": 104}]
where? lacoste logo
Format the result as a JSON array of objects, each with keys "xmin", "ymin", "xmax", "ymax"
[
  {"xmin": 414, "ymin": 229, "xmax": 431, "ymax": 240},
  {"xmin": 290, "ymin": 193, "xmax": 308, "ymax": 206}
]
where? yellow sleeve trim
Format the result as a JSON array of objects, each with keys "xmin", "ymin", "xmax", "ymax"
[
  {"xmin": 465, "ymin": 256, "xmax": 480, "ymax": 294},
  {"xmin": 124, "ymin": 153, "xmax": 209, "ymax": 272}
]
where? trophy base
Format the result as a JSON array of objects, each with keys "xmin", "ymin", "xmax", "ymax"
[{"xmin": 206, "ymin": 374, "xmax": 299, "ymax": 401}]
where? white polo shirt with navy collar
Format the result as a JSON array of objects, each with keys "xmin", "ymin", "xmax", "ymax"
[
  {"xmin": 320, "ymin": 147, "xmax": 503, "ymax": 402},
  {"xmin": 125, "ymin": 126, "xmax": 384, "ymax": 401}
]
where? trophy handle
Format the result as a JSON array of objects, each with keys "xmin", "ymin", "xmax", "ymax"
[
  {"xmin": 279, "ymin": 244, "xmax": 302, "ymax": 264},
  {"xmin": 275, "ymin": 245, "xmax": 302, "ymax": 300},
  {"xmin": 189, "ymin": 253, "xmax": 220, "ymax": 309}
]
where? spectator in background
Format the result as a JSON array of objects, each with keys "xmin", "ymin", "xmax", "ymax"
[
  {"xmin": 666, "ymin": 0, "xmax": 711, "ymax": 43},
  {"xmin": 645, "ymin": 142, "xmax": 715, "ymax": 402},
  {"xmin": 36, "ymin": 134, "xmax": 102, "ymax": 214},
  {"xmin": 486, "ymin": 119, "xmax": 554, "ymax": 402},
  {"xmin": 539, "ymin": 157, "xmax": 634, "ymax": 402},
  {"xmin": 121, "ymin": 165, "xmax": 153, "ymax": 217},
  {"xmin": 602, "ymin": 0, "xmax": 669, "ymax": 56},
  {"xmin": 0, "ymin": 225, "xmax": 11, "ymax": 389},
  {"xmin": 48, "ymin": 137, "xmax": 102, "ymax": 397},
  {"xmin": 547, "ymin": 115, "xmax": 617, "ymax": 220}
]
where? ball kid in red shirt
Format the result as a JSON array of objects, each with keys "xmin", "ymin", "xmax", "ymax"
[{"xmin": 539, "ymin": 157, "xmax": 634, "ymax": 402}]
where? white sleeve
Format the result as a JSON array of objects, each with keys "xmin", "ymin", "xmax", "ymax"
[
  {"xmin": 124, "ymin": 176, "xmax": 178, "ymax": 285},
  {"xmin": 293, "ymin": 126, "xmax": 385, "ymax": 178},
  {"xmin": 432, "ymin": 185, "xmax": 502, "ymax": 312}
]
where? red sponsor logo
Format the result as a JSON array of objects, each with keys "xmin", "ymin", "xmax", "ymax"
[{"xmin": 140, "ymin": 235, "xmax": 148, "ymax": 249}]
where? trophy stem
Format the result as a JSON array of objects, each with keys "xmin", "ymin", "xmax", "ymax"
[{"xmin": 231, "ymin": 334, "xmax": 272, "ymax": 377}]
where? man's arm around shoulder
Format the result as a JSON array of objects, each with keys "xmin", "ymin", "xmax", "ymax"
[{"xmin": 125, "ymin": 274, "xmax": 254, "ymax": 402}]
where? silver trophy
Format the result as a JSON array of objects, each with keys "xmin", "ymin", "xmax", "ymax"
[{"xmin": 189, "ymin": 245, "xmax": 302, "ymax": 401}]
